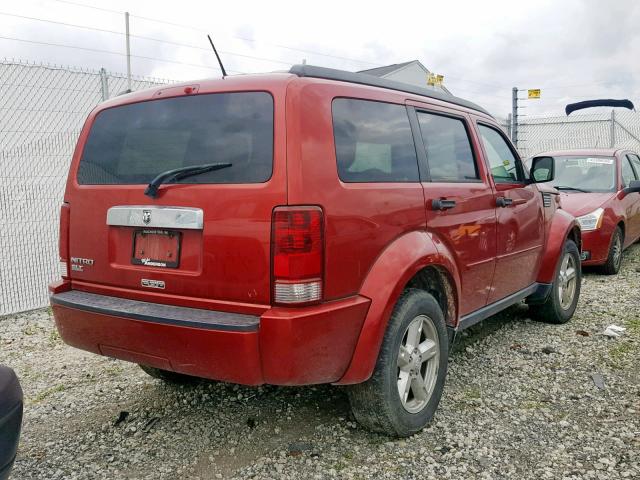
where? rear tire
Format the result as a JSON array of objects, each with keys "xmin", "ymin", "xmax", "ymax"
[
  {"xmin": 600, "ymin": 227, "xmax": 623, "ymax": 275},
  {"xmin": 347, "ymin": 289, "xmax": 449, "ymax": 437},
  {"xmin": 530, "ymin": 239, "xmax": 581, "ymax": 324},
  {"xmin": 139, "ymin": 365, "xmax": 200, "ymax": 384}
]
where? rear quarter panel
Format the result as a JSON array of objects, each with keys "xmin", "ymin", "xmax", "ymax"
[{"xmin": 285, "ymin": 79, "xmax": 427, "ymax": 300}]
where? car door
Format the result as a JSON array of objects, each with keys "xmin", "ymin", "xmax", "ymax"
[
  {"xmin": 622, "ymin": 153, "xmax": 640, "ymax": 243},
  {"xmin": 475, "ymin": 123, "xmax": 545, "ymax": 304},
  {"xmin": 409, "ymin": 104, "xmax": 497, "ymax": 316}
]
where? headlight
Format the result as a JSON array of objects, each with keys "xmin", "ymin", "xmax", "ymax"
[{"xmin": 576, "ymin": 208, "xmax": 604, "ymax": 231}]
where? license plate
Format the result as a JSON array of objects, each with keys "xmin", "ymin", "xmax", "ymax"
[{"xmin": 132, "ymin": 229, "xmax": 181, "ymax": 268}]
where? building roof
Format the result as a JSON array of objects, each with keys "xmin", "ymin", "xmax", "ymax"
[
  {"xmin": 357, "ymin": 61, "xmax": 417, "ymax": 77},
  {"xmin": 357, "ymin": 60, "xmax": 451, "ymax": 95}
]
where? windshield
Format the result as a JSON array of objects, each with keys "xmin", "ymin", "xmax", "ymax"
[
  {"xmin": 535, "ymin": 156, "xmax": 617, "ymax": 192},
  {"xmin": 77, "ymin": 91, "xmax": 273, "ymax": 185}
]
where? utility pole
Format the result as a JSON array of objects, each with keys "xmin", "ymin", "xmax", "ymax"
[
  {"xmin": 125, "ymin": 12, "xmax": 132, "ymax": 92},
  {"xmin": 511, "ymin": 87, "xmax": 518, "ymax": 147}
]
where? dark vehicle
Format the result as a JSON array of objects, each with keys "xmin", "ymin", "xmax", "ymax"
[
  {"xmin": 0, "ymin": 365, "xmax": 23, "ymax": 480},
  {"xmin": 50, "ymin": 65, "xmax": 581, "ymax": 436}
]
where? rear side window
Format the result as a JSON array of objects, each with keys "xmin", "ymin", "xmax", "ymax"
[
  {"xmin": 621, "ymin": 155, "xmax": 637, "ymax": 186},
  {"xmin": 77, "ymin": 92, "xmax": 273, "ymax": 184},
  {"xmin": 416, "ymin": 112, "xmax": 478, "ymax": 182},
  {"xmin": 629, "ymin": 154, "xmax": 640, "ymax": 179},
  {"xmin": 332, "ymin": 98, "xmax": 419, "ymax": 182},
  {"xmin": 478, "ymin": 124, "xmax": 523, "ymax": 183}
]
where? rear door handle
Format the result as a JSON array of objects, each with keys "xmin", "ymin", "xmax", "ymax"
[
  {"xmin": 432, "ymin": 198, "xmax": 457, "ymax": 211},
  {"xmin": 496, "ymin": 197, "xmax": 513, "ymax": 208}
]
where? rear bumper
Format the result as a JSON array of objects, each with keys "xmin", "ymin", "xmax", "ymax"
[{"xmin": 50, "ymin": 287, "xmax": 370, "ymax": 386}]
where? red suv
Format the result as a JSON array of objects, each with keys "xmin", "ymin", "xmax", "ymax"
[{"xmin": 50, "ymin": 65, "xmax": 582, "ymax": 436}]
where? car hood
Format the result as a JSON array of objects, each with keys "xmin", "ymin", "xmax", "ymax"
[{"xmin": 559, "ymin": 192, "xmax": 615, "ymax": 217}]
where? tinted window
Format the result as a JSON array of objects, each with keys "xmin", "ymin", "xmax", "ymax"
[
  {"xmin": 333, "ymin": 99, "xmax": 419, "ymax": 182},
  {"xmin": 416, "ymin": 112, "xmax": 478, "ymax": 181},
  {"xmin": 622, "ymin": 155, "xmax": 638, "ymax": 186},
  {"xmin": 478, "ymin": 125, "xmax": 523, "ymax": 183},
  {"xmin": 77, "ymin": 92, "xmax": 273, "ymax": 184}
]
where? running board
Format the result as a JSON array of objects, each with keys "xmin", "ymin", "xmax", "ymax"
[{"xmin": 456, "ymin": 283, "xmax": 549, "ymax": 331}]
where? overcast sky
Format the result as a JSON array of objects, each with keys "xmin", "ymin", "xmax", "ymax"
[{"xmin": 2, "ymin": 0, "xmax": 639, "ymax": 118}]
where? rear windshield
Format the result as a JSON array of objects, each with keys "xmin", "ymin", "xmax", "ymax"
[{"xmin": 77, "ymin": 92, "xmax": 273, "ymax": 185}]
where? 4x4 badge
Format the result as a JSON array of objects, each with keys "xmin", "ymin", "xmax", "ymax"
[{"xmin": 142, "ymin": 210, "xmax": 152, "ymax": 225}]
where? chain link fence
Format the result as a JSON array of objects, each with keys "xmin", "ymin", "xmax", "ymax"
[
  {"xmin": 0, "ymin": 59, "xmax": 170, "ymax": 315},
  {"xmin": 2, "ymin": 57, "xmax": 640, "ymax": 315},
  {"xmin": 516, "ymin": 110, "xmax": 640, "ymax": 158}
]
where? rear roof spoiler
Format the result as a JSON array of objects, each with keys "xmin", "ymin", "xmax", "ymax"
[
  {"xmin": 565, "ymin": 99, "xmax": 635, "ymax": 115},
  {"xmin": 289, "ymin": 64, "xmax": 491, "ymax": 117}
]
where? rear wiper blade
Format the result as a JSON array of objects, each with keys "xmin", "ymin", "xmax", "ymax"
[
  {"xmin": 554, "ymin": 185, "xmax": 591, "ymax": 193},
  {"xmin": 144, "ymin": 163, "xmax": 232, "ymax": 198}
]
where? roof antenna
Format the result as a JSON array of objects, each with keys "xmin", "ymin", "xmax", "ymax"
[{"xmin": 207, "ymin": 35, "xmax": 227, "ymax": 78}]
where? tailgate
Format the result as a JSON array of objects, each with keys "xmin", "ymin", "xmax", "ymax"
[{"xmin": 64, "ymin": 89, "xmax": 286, "ymax": 306}]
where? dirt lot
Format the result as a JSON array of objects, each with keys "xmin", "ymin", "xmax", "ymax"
[{"xmin": 1, "ymin": 244, "xmax": 639, "ymax": 480}]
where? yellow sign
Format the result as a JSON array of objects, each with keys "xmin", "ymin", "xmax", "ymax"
[
  {"xmin": 427, "ymin": 73, "xmax": 444, "ymax": 87},
  {"xmin": 528, "ymin": 89, "xmax": 541, "ymax": 99}
]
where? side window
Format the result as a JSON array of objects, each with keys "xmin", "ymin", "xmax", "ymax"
[
  {"xmin": 621, "ymin": 155, "xmax": 638, "ymax": 186},
  {"xmin": 478, "ymin": 124, "xmax": 523, "ymax": 183},
  {"xmin": 416, "ymin": 112, "xmax": 479, "ymax": 182},
  {"xmin": 332, "ymin": 98, "xmax": 419, "ymax": 183},
  {"xmin": 627, "ymin": 154, "xmax": 640, "ymax": 181}
]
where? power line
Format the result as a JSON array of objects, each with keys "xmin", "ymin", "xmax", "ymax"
[
  {"xmin": 48, "ymin": 0, "xmax": 381, "ymax": 67},
  {"xmin": 133, "ymin": 13, "xmax": 382, "ymax": 67},
  {"xmin": 0, "ymin": 34, "xmax": 243, "ymax": 73},
  {"xmin": 0, "ymin": 11, "xmax": 122, "ymax": 35},
  {"xmin": 32, "ymin": 1, "xmax": 633, "ymax": 92},
  {"xmin": 49, "ymin": 0, "xmax": 121, "ymax": 15},
  {"xmin": 1, "ymin": 11, "xmax": 294, "ymax": 67}
]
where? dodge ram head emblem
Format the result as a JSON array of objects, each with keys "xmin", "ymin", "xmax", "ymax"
[{"xmin": 142, "ymin": 210, "xmax": 152, "ymax": 225}]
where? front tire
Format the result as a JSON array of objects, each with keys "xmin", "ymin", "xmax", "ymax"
[
  {"xmin": 530, "ymin": 239, "xmax": 581, "ymax": 324},
  {"xmin": 600, "ymin": 227, "xmax": 623, "ymax": 275},
  {"xmin": 347, "ymin": 289, "xmax": 449, "ymax": 437}
]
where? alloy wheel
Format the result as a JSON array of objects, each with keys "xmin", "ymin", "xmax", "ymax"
[
  {"xmin": 558, "ymin": 252, "xmax": 578, "ymax": 310},
  {"xmin": 397, "ymin": 315, "xmax": 440, "ymax": 413},
  {"xmin": 612, "ymin": 234, "xmax": 622, "ymax": 270}
]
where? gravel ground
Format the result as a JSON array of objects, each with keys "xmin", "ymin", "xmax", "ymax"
[{"xmin": 2, "ymin": 244, "xmax": 639, "ymax": 480}]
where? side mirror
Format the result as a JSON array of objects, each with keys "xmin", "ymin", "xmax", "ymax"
[
  {"xmin": 530, "ymin": 156, "xmax": 555, "ymax": 183},
  {"xmin": 623, "ymin": 179, "xmax": 640, "ymax": 194}
]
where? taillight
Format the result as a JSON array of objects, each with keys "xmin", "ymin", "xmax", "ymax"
[
  {"xmin": 59, "ymin": 203, "xmax": 70, "ymax": 278},
  {"xmin": 271, "ymin": 206, "xmax": 324, "ymax": 305}
]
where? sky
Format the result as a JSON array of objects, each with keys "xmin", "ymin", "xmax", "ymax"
[{"xmin": 1, "ymin": 0, "xmax": 639, "ymax": 118}]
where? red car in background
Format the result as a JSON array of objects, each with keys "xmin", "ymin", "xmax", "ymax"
[{"xmin": 530, "ymin": 149, "xmax": 640, "ymax": 274}]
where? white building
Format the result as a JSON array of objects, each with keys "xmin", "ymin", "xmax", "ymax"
[{"xmin": 358, "ymin": 60, "xmax": 451, "ymax": 95}]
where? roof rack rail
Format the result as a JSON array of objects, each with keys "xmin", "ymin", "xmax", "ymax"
[{"xmin": 288, "ymin": 64, "xmax": 490, "ymax": 116}]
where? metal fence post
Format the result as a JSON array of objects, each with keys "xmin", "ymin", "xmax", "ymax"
[
  {"xmin": 99, "ymin": 68, "xmax": 109, "ymax": 101},
  {"xmin": 610, "ymin": 109, "xmax": 616, "ymax": 148},
  {"xmin": 512, "ymin": 87, "xmax": 518, "ymax": 146}
]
